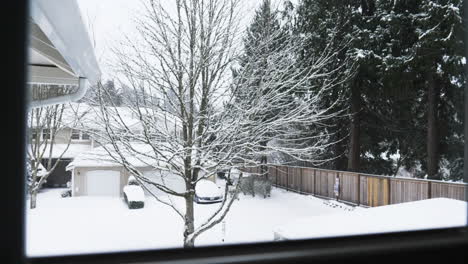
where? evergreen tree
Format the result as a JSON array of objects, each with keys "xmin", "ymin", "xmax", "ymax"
[
  {"xmin": 82, "ymin": 79, "xmax": 123, "ymax": 106},
  {"xmin": 410, "ymin": 0, "xmax": 464, "ymax": 180},
  {"xmin": 235, "ymin": 0, "xmax": 285, "ymax": 174},
  {"xmin": 294, "ymin": 0, "xmax": 465, "ymax": 180}
]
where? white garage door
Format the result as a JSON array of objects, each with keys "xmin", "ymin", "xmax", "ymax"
[{"xmin": 86, "ymin": 170, "xmax": 121, "ymax": 196}]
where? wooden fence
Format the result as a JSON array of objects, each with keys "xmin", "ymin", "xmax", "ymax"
[{"xmin": 243, "ymin": 166, "xmax": 467, "ymax": 207}]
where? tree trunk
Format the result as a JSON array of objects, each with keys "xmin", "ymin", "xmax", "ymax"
[
  {"xmin": 426, "ymin": 72, "xmax": 439, "ymax": 179},
  {"xmin": 30, "ymin": 191, "xmax": 37, "ymax": 209},
  {"xmin": 347, "ymin": 83, "xmax": 361, "ymax": 172},
  {"xmin": 334, "ymin": 128, "xmax": 347, "ymax": 171},
  {"xmin": 260, "ymin": 141, "xmax": 268, "ymax": 179},
  {"xmin": 183, "ymin": 193, "xmax": 195, "ymax": 248}
]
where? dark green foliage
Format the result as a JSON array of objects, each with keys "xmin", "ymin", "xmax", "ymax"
[
  {"xmin": 124, "ymin": 193, "xmax": 144, "ymax": 209},
  {"xmin": 128, "ymin": 201, "xmax": 144, "ymax": 209},
  {"xmin": 292, "ymin": 0, "xmax": 464, "ymax": 180}
]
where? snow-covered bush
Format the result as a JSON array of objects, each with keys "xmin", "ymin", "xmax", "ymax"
[
  {"xmin": 228, "ymin": 185, "xmax": 240, "ymax": 200},
  {"xmin": 124, "ymin": 185, "xmax": 145, "ymax": 209},
  {"xmin": 239, "ymin": 175, "xmax": 272, "ymax": 198},
  {"xmin": 239, "ymin": 176, "xmax": 255, "ymax": 196},
  {"xmin": 253, "ymin": 177, "xmax": 272, "ymax": 198},
  {"xmin": 124, "ymin": 178, "xmax": 145, "ymax": 209},
  {"xmin": 127, "ymin": 176, "xmax": 139, "ymax": 186}
]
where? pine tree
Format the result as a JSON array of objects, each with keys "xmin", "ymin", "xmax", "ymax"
[
  {"xmin": 295, "ymin": 0, "xmax": 464, "ymax": 181},
  {"xmin": 82, "ymin": 80, "xmax": 123, "ymax": 106},
  {"xmin": 410, "ymin": 0, "xmax": 464, "ymax": 180},
  {"xmin": 235, "ymin": 0, "xmax": 285, "ymax": 174}
]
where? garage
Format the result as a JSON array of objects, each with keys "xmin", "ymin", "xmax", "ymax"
[{"xmin": 86, "ymin": 170, "xmax": 121, "ymax": 197}]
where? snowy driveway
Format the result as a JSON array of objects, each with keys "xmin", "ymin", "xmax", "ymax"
[{"xmin": 26, "ymin": 187, "xmax": 359, "ymax": 257}]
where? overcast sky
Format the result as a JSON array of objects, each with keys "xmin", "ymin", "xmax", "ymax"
[{"xmin": 77, "ymin": 0, "xmax": 290, "ymax": 80}]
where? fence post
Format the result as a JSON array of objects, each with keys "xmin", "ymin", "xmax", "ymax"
[
  {"xmin": 335, "ymin": 172, "xmax": 340, "ymax": 201},
  {"xmin": 428, "ymin": 181, "xmax": 431, "ymax": 199},
  {"xmin": 313, "ymin": 169, "xmax": 316, "ymax": 196},
  {"xmin": 388, "ymin": 178, "xmax": 392, "ymax": 205},
  {"xmin": 386, "ymin": 178, "xmax": 391, "ymax": 206},
  {"xmin": 300, "ymin": 167, "xmax": 303, "ymax": 193},
  {"xmin": 275, "ymin": 166, "xmax": 278, "ymax": 187},
  {"xmin": 286, "ymin": 166, "xmax": 289, "ymax": 192},
  {"xmin": 357, "ymin": 174, "xmax": 361, "ymax": 206}
]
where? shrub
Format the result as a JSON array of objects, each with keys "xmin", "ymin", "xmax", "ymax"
[
  {"xmin": 123, "ymin": 184, "xmax": 145, "ymax": 209},
  {"xmin": 253, "ymin": 177, "xmax": 272, "ymax": 198},
  {"xmin": 239, "ymin": 176, "xmax": 255, "ymax": 197},
  {"xmin": 239, "ymin": 175, "xmax": 272, "ymax": 198},
  {"xmin": 127, "ymin": 176, "xmax": 139, "ymax": 186},
  {"xmin": 128, "ymin": 200, "xmax": 144, "ymax": 209}
]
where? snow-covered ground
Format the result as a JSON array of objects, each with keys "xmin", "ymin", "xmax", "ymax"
[
  {"xmin": 274, "ymin": 198, "xmax": 467, "ymax": 241},
  {"xmin": 26, "ymin": 187, "xmax": 359, "ymax": 257}
]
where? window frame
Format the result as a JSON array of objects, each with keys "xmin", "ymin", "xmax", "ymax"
[
  {"xmin": 70, "ymin": 129, "xmax": 81, "ymax": 140},
  {"xmin": 41, "ymin": 128, "xmax": 51, "ymax": 140},
  {"xmin": 71, "ymin": 128, "xmax": 90, "ymax": 141},
  {"xmin": 81, "ymin": 131, "xmax": 90, "ymax": 140},
  {"xmin": 6, "ymin": 0, "xmax": 468, "ymax": 263}
]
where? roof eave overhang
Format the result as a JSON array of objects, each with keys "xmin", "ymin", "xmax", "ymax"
[{"xmin": 28, "ymin": 0, "xmax": 101, "ymax": 107}]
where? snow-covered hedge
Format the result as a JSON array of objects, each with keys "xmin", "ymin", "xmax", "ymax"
[
  {"xmin": 127, "ymin": 176, "xmax": 139, "ymax": 186},
  {"xmin": 239, "ymin": 175, "xmax": 271, "ymax": 198},
  {"xmin": 123, "ymin": 184, "xmax": 145, "ymax": 209}
]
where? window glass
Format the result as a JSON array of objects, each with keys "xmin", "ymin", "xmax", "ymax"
[
  {"xmin": 31, "ymin": 128, "xmax": 38, "ymax": 140},
  {"xmin": 41, "ymin": 129, "xmax": 50, "ymax": 140},
  {"xmin": 25, "ymin": 0, "xmax": 466, "ymax": 259},
  {"xmin": 71, "ymin": 129, "xmax": 80, "ymax": 140},
  {"xmin": 81, "ymin": 132, "xmax": 90, "ymax": 140}
]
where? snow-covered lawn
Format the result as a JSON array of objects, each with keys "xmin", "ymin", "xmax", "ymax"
[
  {"xmin": 26, "ymin": 187, "xmax": 359, "ymax": 257},
  {"xmin": 274, "ymin": 198, "xmax": 467, "ymax": 241}
]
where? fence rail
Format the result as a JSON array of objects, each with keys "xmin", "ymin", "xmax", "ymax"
[{"xmin": 242, "ymin": 166, "xmax": 467, "ymax": 207}]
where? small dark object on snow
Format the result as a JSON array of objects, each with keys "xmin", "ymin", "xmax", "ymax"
[
  {"xmin": 61, "ymin": 189, "xmax": 72, "ymax": 198},
  {"xmin": 217, "ymin": 169, "xmax": 228, "ymax": 178}
]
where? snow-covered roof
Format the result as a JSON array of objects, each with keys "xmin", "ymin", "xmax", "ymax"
[
  {"xmin": 274, "ymin": 198, "xmax": 467, "ymax": 241},
  {"xmin": 30, "ymin": 143, "xmax": 93, "ymax": 159},
  {"xmin": 31, "ymin": 103, "xmax": 181, "ymax": 134},
  {"xmin": 62, "ymin": 103, "xmax": 144, "ymax": 131},
  {"xmin": 66, "ymin": 143, "xmax": 179, "ymax": 170}
]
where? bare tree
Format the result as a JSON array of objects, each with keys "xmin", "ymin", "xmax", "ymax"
[
  {"xmin": 27, "ymin": 97, "xmax": 85, "ymax": 209},
  {"xmin": 93, "ymin": 0, "xmax": 350, "ymax": 248}
]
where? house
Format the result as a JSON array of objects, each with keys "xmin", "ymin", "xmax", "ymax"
[
  {"xmin": 31, "ymin": 102, "xmax": 197, "ymax": 196},
  {"xmin": 29, "ymin": 103, "xmax": 145, "ymax": 187},
  {"xmin": 65, "ymin": 142, "xmax": 216, "ymax": 197},
  {"xmin": 26, "ymin": 0, "xmax": 100, "ymax": 186}
]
